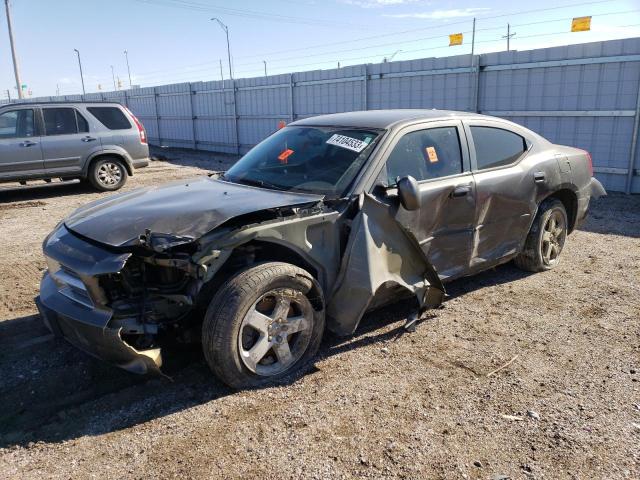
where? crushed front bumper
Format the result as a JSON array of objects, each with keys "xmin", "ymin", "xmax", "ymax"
[{"xmin": 37, "ymin": 272, "xmax": 162, "ymax": 375}]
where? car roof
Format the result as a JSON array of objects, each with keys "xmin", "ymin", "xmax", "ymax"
[
  {"xmin": 290, "ymin": 109, "xmax": 479, "ymax": 129},
  {"xmin": 0, "ymin": 101, "xmax": 123, "ymax": 108}
]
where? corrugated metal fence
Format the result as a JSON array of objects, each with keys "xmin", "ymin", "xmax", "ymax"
[{"xmin": 7, "ymin": 37, "xmax": 640, "ymax": 193}]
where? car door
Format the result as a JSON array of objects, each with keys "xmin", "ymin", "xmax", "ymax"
[
  {"xmin": 464, "ymin": 120, "xmax": 536, "ymax": 270},
  {"xmin": 0, "ymin": 107, "xmax": 44, "ymax": 178},
  {"xmin": 40, "ymin": 107, "xmax": 97, "ymax": 175},
  {"xmin": 377, "ymin": 120, "xmax": 476, "ymax": 281}
]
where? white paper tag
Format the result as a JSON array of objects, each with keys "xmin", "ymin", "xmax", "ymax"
[{"xmin": 326, "ymin": 134, "xmax": 369, "ymax": 153}]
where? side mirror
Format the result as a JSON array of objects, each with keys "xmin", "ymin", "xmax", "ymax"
[{"xmin": 397, "ymin": 176, "xmax": 421, "ymax": 211}]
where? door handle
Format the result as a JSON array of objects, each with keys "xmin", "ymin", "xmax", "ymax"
[
  {"xmin": 19, "ymin": 140, "xmax": 37, "ymax": 147},
  {"xmin": 534, "ymin": 171, "xmax": 546, "ymax": 183},
  {"xmin": 82, "ymin": 136, "xmax": 97, "ymax": 142},
  {"xmin": 451, "ymin": 184, "xmax": 472, "ymax": 198}
]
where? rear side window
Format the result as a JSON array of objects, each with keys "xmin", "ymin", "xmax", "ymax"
[
  {"xmin": 43, "ymin": 108, "xmax": 89, "ymax": 135},
  {"xmin": 386, "ymin": 127, "xmax": 463, "ymax": 184},
  {"xmin": 76, "ymin": 111, "xmax": 89, "ymax": 133},
  {"xmin": 87, "ymin": 107, "xmax": 131, "ymax": 130},
  {"xmin": 470, "ymin": 126, "xmax": 527, "ymax": 169},
  {"xmin": 0, "ymin": 109, "xmax": 35, "ymax": 138}
]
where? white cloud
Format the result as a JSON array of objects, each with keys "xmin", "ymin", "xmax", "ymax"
[
  {"xmin": 341, "ymin": 0, "xmax": 426, "ymax": 8},
  {"xmin": 384, "ymin": 7, "xmax": 490, "ymax": 19}
]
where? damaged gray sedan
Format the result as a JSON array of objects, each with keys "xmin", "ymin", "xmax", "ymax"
[{"xmin": 37, "ymin": 110, "xmax": 605, "ymax": 388}]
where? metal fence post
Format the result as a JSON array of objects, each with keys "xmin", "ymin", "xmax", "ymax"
[
  {"xmin": 474, "ymin": 54, "xmax": 481, "ymax": 113},
  {"xmin": 153, "ymin": 86, "xmax": 161, "ymax": 146},
  {"xmin": 289, "ymin": 73, "xmax": 294, "ymax": 122},
  {"xmin": 363, "ymin": 64, "xmax": 368, "ymax": 110},
  {"xmin": 232, "ymin": 79, "xmax": 240, "ymax": 155},
  {"xmin": 188, "ymin": 83, "xmax": 197, "ymax": 150},
  {"xmin": 626, "ymin": 77, "xmax": 640, "ymax": 194}
]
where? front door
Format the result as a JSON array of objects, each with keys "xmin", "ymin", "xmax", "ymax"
[
  {"xmin": 379, "ymin": 121, "xmax": 476, "ymax": 281},
  {"xmin": 0, "ymin": 107, "xmax": 43, "ymax": 179},
  {"xmin": 40, "ymin": 107, "xmax": 96, "ymax": 176}
]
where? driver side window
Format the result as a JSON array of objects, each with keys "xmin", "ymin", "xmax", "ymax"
[{"xmin": 386, "ymin": 126, "xmax": 463, "ymax": 185}]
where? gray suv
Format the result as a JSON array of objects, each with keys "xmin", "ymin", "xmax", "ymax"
[{"xmin": 0, "ymin": 101, "xmax": 149, "ymax": 191}]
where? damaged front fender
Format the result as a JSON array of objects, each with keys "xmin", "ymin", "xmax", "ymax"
[{"xmin": 326, "ymin": 194, "xmax": 445, "ymax": 335}]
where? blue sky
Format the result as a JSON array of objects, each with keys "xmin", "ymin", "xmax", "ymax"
[{"xmin": 1, "ymin": 0, "xmax": 639, "ymax": 98}]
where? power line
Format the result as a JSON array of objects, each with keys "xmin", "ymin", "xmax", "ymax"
[
  {"xmin": 125, "ymin": 0, "xmax": 621, "ymax": 81},
  {"xmin": 129, "ymin": 0, "xmax": 371, "ymax": 30},
  {"xmin": 130, "ymin": 9, "xmax": 639, "ymax": 85}
]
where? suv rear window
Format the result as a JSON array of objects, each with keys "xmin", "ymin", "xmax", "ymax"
[{"xmin": 87, "ymin": 107, "xmax": 131, "ymax": 130}]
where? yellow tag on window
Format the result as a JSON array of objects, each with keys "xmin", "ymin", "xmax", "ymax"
[
  {"xmin": 571, "ymin": 16, "xmax": 591, "ymax": 32},
  {"xmin": 449, "ymin": 33, "xmax": 463, "ymax": 46},
  {"xmin": 426, "ymin": 146, "xmax": 438, "ymax": 163}
]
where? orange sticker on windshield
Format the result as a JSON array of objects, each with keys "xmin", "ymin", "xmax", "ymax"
[
  {"xmin": 426, "ymin": 146, "xmax": 438, "ymax": 163},
  {"xmin": 278, "ymin": 148, "xmax": 294, "ymax": 164}
]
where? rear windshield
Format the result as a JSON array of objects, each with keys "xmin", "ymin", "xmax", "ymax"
[
  {"xmin": 223, "ymin": 126, "xmax": 381, "ymax": 196},
  {"xmin": 87, "ymin": 107, "xmax": 131, "ymax": 130}
]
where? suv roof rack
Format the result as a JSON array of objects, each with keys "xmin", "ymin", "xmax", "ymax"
[{"xmin": 1, "ymin": 100, "xmax": 124, "ymax": 107}]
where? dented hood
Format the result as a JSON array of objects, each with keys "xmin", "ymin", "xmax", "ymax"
[{"xmin": 64, "ymin": 177, "xmax": 323, "ymax": 247}]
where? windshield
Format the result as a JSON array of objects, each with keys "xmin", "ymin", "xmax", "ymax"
[{"xmin": 223, "ymin": 126, "xmax": 381, "ymax": 195}]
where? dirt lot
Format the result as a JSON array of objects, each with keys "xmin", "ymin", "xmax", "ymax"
[{"xmin": 0, "ymin": 148, "xmax": 638, "ymax": 479}]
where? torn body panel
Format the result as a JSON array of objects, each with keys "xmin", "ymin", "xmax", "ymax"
[{"xmin": 327, "ymin": 194, "xmax": 445, "ymax": 335}]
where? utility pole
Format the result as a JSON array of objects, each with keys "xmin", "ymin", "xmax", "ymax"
[
  {"xmin": 74, "ymin": 48, "xmax": 85, "ymax": 95},
  {"xmin": 5, "ymin": 0, "xmax": 23, "ymax": 99},
  {"xmin": 111, "ymin": 65, "xmax": 116, "ymax": 90},
  {"xmin": 5, "ymin": 89, "xmax": 10, "ymax": 102},
  {"xmin": 124, "ymin": 50, "xmax": 132, "ymax": 88},
  {"xmin": 502, "ymin": 23, "xmax": 516, "ymax": 51},
  {"xmin": 263, "ymin": 60, "xmax": 267, "ymax": 77},
  {"xmin": 56, "ymin": 84, "xmax": 60, "ymax": 96},
  {"xmin": 211, "ymin": 18, "xmax": 233, "ymax": 80}
]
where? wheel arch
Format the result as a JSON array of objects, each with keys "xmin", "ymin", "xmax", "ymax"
[
  {"xmin": 85, "ymin": 150, "xmax": 134, "ymax": 177},
  {"xmin": 541, "ymin": 187, "xmax": 578, "ymax": 233},
  {"xmin": 195, "ymin": 239, "xmax": 325, "ymax": 312}
]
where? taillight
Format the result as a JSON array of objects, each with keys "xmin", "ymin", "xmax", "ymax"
[
  {"xmin": 124, "ymin": 106, "xmax": 147, "ymax": 144},
  {"xmin": 584, "ymin": 150, "xmax": 593, "ymax": 177}
]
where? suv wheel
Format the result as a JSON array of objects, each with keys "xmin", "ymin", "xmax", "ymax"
[
  {"xmin": 202, "ymin": 262, "xmax": 325, "ymax": 389},
  {"xmin": 515, "ymin": 198, "xmax": 568, "ymax": 272},
  {"xmin": 88, "ymin": 157, "xmax": 128, "ymax": 191}
]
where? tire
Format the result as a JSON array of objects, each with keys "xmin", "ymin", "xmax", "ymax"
[
  {"xmin": 515, "ymin": 198, "xmax": 568, "ymax": 272},
  {"xmin": 202, "ymin": 262, "xmax": 325, "ymax": 389},
  {"xmin": 88, "ymin": 156, "xmax": 128, "ymax": 191}
]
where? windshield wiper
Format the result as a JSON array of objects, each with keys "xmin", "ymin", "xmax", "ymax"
[{"xmin": 224, "ymin": 176, "xmax": 289, "ymax": 191}]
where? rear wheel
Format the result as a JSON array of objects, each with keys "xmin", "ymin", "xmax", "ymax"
[
  {"xmin": 515, "ymin": 198, "xmax": 568, "ymax": 272},
  {"xmin": 202, "ymin": 262, "xmax": 324, "ymax": 389},
  {"xmin": 88, "ymin": 156, "xmax": 128, "ymax": 191}
]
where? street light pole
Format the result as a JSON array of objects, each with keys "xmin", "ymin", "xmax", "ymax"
[
  {"xmin": 111, "ymin": 65, "xmax": 116, "ymax": 91},
  {"xmin": 263, "ymin": 60, "xmax": 267, "ymax": 77},
  {"xmin": 124, "ymin": 50, "xmax": 132, "ymax": 88},
  {"xmin": 4, "ymin": 0, "xmax": 23, "ymax": 99},
  {"xmin": 211, "ymin": 17, "xmax": 233, "ymax": 80},
  {"xmin": 74, "ymin": 48, "xmax": 85, "ymax": 95}
]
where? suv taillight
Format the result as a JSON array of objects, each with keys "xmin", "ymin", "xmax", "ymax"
[{"xmin": 123, "ymin": 106, "xmax": 147, "ymax": 144}]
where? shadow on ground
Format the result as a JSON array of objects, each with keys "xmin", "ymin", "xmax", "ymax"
[{"xmin": 0, "ymin": 261, "xmax": 529, "ymax": 449}]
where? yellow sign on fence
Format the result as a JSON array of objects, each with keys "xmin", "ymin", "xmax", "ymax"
[
  {"xmin": 571, "ymin": 16, "xmax": 592, "ymax": 32},
  {"xmin": 449, "ymin": 33, "xmax": 463, "ymax": 46}
]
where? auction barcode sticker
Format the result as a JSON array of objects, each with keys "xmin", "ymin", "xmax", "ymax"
[{"xmin": 326, "ymin": 134, "xmax": 370, "ymax": 153}]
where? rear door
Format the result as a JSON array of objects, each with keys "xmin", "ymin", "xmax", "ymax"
[
  {"xmin": 0, "ymin": 107, "xmax": 43, "ymax": 178},
  {"xmin": 464, "ymin": 121, "xmax": 535, "ymax": 270},
  {"xmin": 40, "ymin": 107, "xmax": 98, "ymax": 175},
  {"xmin": 379, "ymin": 120, "xmax": 476, "ymax": 281}
]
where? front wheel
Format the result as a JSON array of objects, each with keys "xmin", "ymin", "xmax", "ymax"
[
  {"xmin": 515, "ymin": 198, "xmax": 568, "ymax": 272},
  {"xmin": 202, "ymin": 262, "xmax": 325, "ymax": 389}
]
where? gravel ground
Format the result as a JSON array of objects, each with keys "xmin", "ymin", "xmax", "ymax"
[{"xmin": 0, "ymin": 147, "xmax": 638, "ymax": 479}]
